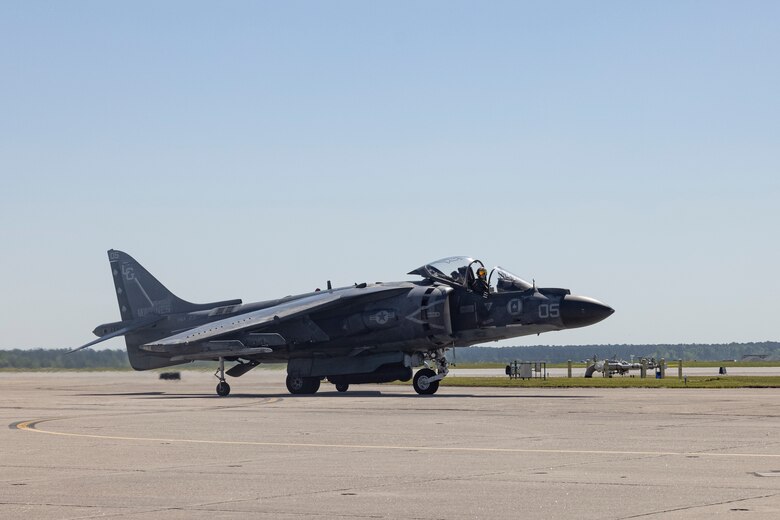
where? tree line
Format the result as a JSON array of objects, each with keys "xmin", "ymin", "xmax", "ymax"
[
  {"xmin": 1, "ymin": 342, "xmax": 779, "ymax": 369},
  {"xmin": 0, "ymin": 349, "xmax": 131, "ymax": 370}
]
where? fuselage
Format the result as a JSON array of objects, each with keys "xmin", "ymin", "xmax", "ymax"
[{"xmin": 125, "ymin": 279, "xmax": 613, "ymax": 366}]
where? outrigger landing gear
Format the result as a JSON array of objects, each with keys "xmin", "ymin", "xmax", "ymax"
[
  {"xmin": 413, "ymin": 348, "xmax": 449, "ymax": 395},
  {"xmin": 215, "ymin": 357, "xmax": 231, "ymax": 396}
]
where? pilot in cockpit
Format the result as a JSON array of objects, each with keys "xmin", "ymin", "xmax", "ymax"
[{"xmin": 472, "ymin": 267, "xmax": 489, "ymax": 297}]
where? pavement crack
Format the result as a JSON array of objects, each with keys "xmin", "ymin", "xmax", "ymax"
[{"xmin": 616, "ymin": 491, "xmax": 780, "ymax": 519}]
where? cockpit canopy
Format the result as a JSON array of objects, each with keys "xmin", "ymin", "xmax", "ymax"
[{"xmin": 408, "ymin": 256, "xmax": 533, "ymax": 293}]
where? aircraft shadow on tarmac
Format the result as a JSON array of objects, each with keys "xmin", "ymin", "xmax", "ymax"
[
  {"xmin": 74, "ymin": 392, "xmax": 167, "ymax": 397},
  {"xmin": 74, "ymin": 391, "xmax": 598, "ymax": 400}
]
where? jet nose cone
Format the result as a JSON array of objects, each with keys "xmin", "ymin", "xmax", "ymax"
[{"xmin": 560, "ymin": 295, "xmax": 614, "ymax": 329}]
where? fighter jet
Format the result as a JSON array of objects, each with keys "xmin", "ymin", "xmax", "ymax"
[{"xmin": 73, "ymin": 251, "xmax": 613, "ymax": 396}]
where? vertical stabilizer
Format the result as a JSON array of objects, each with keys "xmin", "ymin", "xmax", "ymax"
[
  {"xmin": 109, "ymin": 249, "xmax": 199, "ymax": 320},
  {"xmin": 105, "ymin": 250, "xmax": 242, "ymax": 370}
]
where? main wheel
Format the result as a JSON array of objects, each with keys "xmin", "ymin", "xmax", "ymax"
[
  {"xmin": 306, "ymin": 377, "xmax": 321, "ymax": 394},
  {"xmin": 286, "ymin": 375, "xmax": 321, "ymax": 394},
  {"xmin": 413, "ymin": 368, "xmax": 439, "ymax": 395},
  {"xmin": 216, "ymin": 381, "xmax": 231, "ymax": 396},
  {"xmin": 335, "ymin": 383, "xmax": 349, "ymax": 393}
]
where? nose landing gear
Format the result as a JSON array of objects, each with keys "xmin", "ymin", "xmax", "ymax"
[
  {"xmin": 413, "ymin": 368, "xmax": 438, "ymax": 395},
  {"xmin": 412, "ymin": 348, "xmax": 449, "ymax": 395}
]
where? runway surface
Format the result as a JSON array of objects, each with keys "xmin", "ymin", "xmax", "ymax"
[{"xmin": 3, "ymin": 370, "xmax": 780, "ymax": 519}]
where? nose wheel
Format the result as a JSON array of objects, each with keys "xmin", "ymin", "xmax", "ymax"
[
  {"xmin": 412, "ymin": 348, "xmax": 449, "ymax": 395},
  {"xmin": 413, "ymin": 368, "xmax": 439, "ymax": 395}
]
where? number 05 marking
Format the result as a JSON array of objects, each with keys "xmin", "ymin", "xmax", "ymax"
[{"xmin": 538, "ymin": 303, "xmax": 560, "ymax": 319}]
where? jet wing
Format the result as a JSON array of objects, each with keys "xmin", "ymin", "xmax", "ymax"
[{"xmin": 144, "ymin": 285, "xmax": 408, "ymax": 348}]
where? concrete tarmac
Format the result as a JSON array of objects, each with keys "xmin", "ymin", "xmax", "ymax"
[{"xmin": 2, "ymin": 370, "xmax": 780, "ymax": 519}]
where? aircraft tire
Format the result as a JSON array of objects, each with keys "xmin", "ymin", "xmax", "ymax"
[
  {"xmin": 413, "ymin": 368, "xmax": 439, "ymax": 395},
  {"xmin": 216, "ymin": 381, "xmax": 231, "ymax": 396},
  {"xmin": 286, "ymin": 375, "xmax": 320, "ymax": 395},
  {"xmin": 286, "ymin": 375, "xmax": 305, "ymax": 394},
  {"xmin": 307, "ymin": 377, "xmax": 321, "ymax": 394},
  {"xmin": 335, "ymin": 383, "xmax": 349, "ymax": 393}
]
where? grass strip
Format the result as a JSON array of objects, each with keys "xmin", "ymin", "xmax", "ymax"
[
  {"xmin": 441, "ymin": 376, "xmax": 780, "ymax": 389},
  {"xmin": 453, "ymin": 361, "xmax": 780, "ymax": 369}
]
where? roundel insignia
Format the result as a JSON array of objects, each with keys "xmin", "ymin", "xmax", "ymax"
[
  {"xmin": 507, "ymin": 299, "xmax": 522, "ymax": 316},
  {"xmin": 365, "ymin": 309, "xmax": 397, "ymax": 328}
]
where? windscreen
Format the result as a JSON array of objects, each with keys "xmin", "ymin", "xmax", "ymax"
[
  {"xmin": 409, "ymin": 256, "xmax": 475, "ymax": 283},
  {"xmin": 493, "ymin": 267, "xmax": 533, "ymax": 292}
]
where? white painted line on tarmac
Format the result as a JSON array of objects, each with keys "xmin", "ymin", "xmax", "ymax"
[{"xmin": 14, "ymin": 418, "xmax": 780, "ymax": 459}]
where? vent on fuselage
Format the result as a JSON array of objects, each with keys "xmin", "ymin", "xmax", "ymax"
[{"xmin": 209, "ymin": 305, "xmax": 238, "ymax": 316}]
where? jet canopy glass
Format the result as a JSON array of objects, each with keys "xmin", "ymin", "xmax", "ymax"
[{"xmin": 409, "ymin": 256, "xmax": 533, "ymax": 292}]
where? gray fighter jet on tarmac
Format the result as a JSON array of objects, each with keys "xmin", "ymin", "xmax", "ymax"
[{"xmin": 73, "ymin": 251, "xmax": 614, "ymax": 396}]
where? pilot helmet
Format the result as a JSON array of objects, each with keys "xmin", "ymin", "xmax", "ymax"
[{"xmin": 476, "ymin": 267, "xmax": 487, "ymax": 278}]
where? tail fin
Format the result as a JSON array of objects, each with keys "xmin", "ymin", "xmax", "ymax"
[
  {"xmin": 106, "ymin": 250, "xmax": 242, "ymax": 371},
  {"xmin": 110, "ymin": 249, "xmax": 192, "ymax": 320},
  {"xmin": 108, "ymin": 250, "xmax": 242, "ymax": 320}
]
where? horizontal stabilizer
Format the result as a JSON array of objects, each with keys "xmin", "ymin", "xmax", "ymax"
[{"xmin": 69, "ymin": 315, "xmax": 164, "ymax": 353}]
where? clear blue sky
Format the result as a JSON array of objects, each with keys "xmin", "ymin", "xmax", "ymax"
[{"xmin": 1, "ymin": 1, "xmax": 778, "ymax": 349}]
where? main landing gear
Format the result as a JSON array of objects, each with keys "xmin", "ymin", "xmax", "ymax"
[
  {"xmin": 286, "ymin": 374, "xmax": 321, "ymax": 395},
  {"xmin": 412, "ymin": 348, "xmax": 449, "ymax": 395},
  {"xmin": 215, "ymin": 357, "xmax": 231, "ymax": 396}
]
